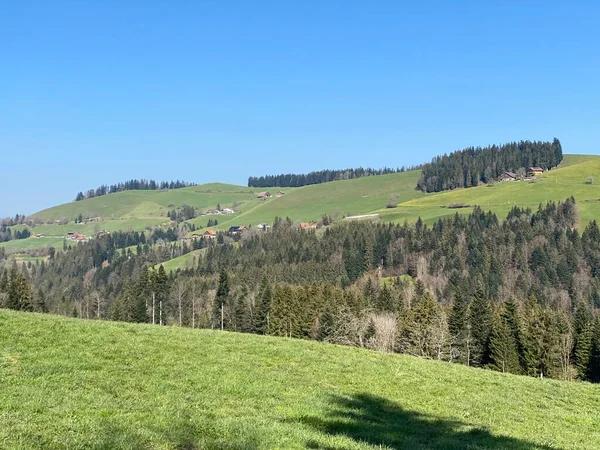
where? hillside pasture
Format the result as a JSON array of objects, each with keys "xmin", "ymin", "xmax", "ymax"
[{"xmin": 1, "ymin": 310, "xmax": 599, "ymax": 449}]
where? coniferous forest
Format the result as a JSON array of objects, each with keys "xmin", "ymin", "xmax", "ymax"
[
  {"xmin": 417, "ymin": 139, "xmax": 563, "ymax": 192},
  {"xmin": 74, "ymin": 179, "xmax": 196, "ymax": 201},
  {"xmin": 3, "ymin": 197, "xmax": 600, "ymax": 382},
  {"xmin": 247, "ymin": 166, "xmax": 416, "ymax": 188}
]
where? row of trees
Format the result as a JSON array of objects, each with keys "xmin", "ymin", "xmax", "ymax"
[
  {"xmin": 0, "ymin": 265, "xmax": 46, "ymax": 313},
  {"xmin": 0, "ymin": 225, "xmax": 31, "ymax": 242},
  {"xmin": 248, "ymin": 166, "xmax": 417, "ymax": 188},
  {"xmin": 4, "ymin": 197, "xmax": 600, "ymax": 382},
  {"xmin": 74, "ymin": 179, "xmax": 196, "ymax": 201},
  {"xmin": 417, "ymin": 139, "xmax": 563, "ymax": 192}
]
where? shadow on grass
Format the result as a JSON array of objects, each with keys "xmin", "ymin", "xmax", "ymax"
[
  {"xmin": 86, "ymin": 414, "xmax": 261, "ymax": 450},
  {"xmin": 298, "ymin": 393, "xmax": 559, "ymax": 450}
]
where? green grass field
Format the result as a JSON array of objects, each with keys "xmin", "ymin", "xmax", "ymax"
[
  {"xmin": 1, "ymin": 310, "xmax": 599, "ymax": 449},
  {"xmin": 156, "ymin": 248, "xmax": 205, "ymax": 272}
]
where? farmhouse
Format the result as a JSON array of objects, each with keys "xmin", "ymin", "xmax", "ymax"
[
  {"xmin": 256, "ymin": 191, "xmax": 272, "ymax": 199},
  {"xmin": 203, "ymin": 230, "xmax": 217, "ymax": 238},
  {"xmin": 498, "ymin": 171, "xmax": 517, "ymax": 182},
  {"xmin": 276, "ymin": 191, "xmax": 285, "ymax": 197},
  {"xmin": 527, "ymin": 166, "xmax": 544, "ymax": 177},
  {"xmin": 68, "ymin": 232, "xmax": 88, "ymax": 242},
  {"xmin": 228, "ymin": 226, "xmax": 247, "ymax": 234},
  {"xmin": 299, "ymin": 222, "xmax": 317, "ymax": 230},
  {"xmin": 257, "ymin": 223, "xmax": 270, "ymax": 230}
]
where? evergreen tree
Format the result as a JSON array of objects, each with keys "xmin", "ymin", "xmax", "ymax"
[
  {"xmin": 489, "ymin": 312, "xmax": 521, "ymax": 374},
  {"xmin": 0, "ymin": 269, "xmax": 8, "ymax": 292},
  {"xmin": 468, "ymin": 281, "xmax": 493, "ymax": 366},
  {"xmin": 448, "ymin": 288, "xmax": 472, "ymax": 364},
  {"xmin": 317, "ymin": 303, "xmax": 335, "ymax": 342},
  {"xmin": 573, "ymin": 300, "xmax": 594, "ymax": 379},
  {"xmin": 254, "ymin": 277, "xmax": 273, "ymax": 334},
  {"xmin": 376, "ymin": 284, "xmax": 394, "ymax": 312},
  {"xmin": 520, "ymin": 299, "xmax": 561, "ymax": 378},
  {"xmin": 214, "ymin": 269, "xmax": 230, "ymax": 330},
  {"xmin": 588, "ymin": 316, "xmax": 600, "ymax": 383},
  {"xmin": 35, "ymin": 288, "xmax": 48, "ymax": 313},
  {"xmin": 7, "ymin": 272, "xmax": 33, "ymax": 311}
]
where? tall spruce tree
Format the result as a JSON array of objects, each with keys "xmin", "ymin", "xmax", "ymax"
[
  {"xmin": 588, "ymin": 316, "xmax": 600, "ymax": 383},
  {"xmin": 489, "ymin": 312, "xmax": 521, "ymax": 374},
  {"xmin": 215, "ymin": 269, "xmax": 230, "ymax": 330},
  {"xmin": 573, "ymin": 300, "xmax": 594, "ymax": 379},
  {"xmin": 254, "ymin": 277, "xmax": 273, "ymax": 334},
  {"xmin": 468, "ymin": 281, "xmax": 493, "ymax": 367}
]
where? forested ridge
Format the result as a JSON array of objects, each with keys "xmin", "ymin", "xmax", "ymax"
[
  {"xmin": 74, "ymin": 179, "xmax": 196, "ymax": 201},
  {"xmin": 417, "ymin": 139, "xmax": 563, "ymax": 192},
  {"xmin": 247, "ymin": 166, "xmax": 418, "ymax": 188},
  {"xmin": 3, "ymin": 197, "xmax": 600, "ymax": 382}
]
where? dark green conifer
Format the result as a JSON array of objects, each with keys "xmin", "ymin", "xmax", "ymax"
[{"xmin": 489, "ymin": 312, "xmax": 521, "ymax": 374}]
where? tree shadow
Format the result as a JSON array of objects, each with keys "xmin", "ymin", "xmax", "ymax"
[
  {"xmin": 297, "ymin": 393, "xmax": 560, "ymax": 450},
  {"xmin": 65, "ymin": 414, "xmax": 261, "ymax": 450}
]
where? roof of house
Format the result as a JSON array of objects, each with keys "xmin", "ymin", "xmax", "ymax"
[
  {"xmin": 229, "ymin": 226, "xmax": 246, "ymax": 232},
  {"xmin": 502, "ymin": 171, "xmax": 516, "ymax": 178},
  {"xmin": 256, "ymin": 191, "xmax": 271, "ymax": 197},
  {"xmin": 204, "ymin": 230, "xmax": 216, "ymax": 236},
  {"xmin": 529, "ymin": 166, "xmax": 543, "ymax": 171}
]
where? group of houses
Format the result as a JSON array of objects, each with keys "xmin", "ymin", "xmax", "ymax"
[
  {"xmin": 67, "ymin": 232, "xmax": 88, "ymax": 242},
  {"xmin": 498, "ymin": 166, "xmax": 544, "ymax": 182},
  {"xmin": 200, "ymin": 207, "xmax": 235, "ymax": 216},
  {"xmin": 256, "ymin": 191, "xmax": 285, "ymax": 199}
]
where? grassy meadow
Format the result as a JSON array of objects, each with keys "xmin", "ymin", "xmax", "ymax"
[
  {"xmin": 5, "ymin": 153, "xmax": 600, "ymax": 255},
  {"xmin": 1, "ymin": 310, "xmax": 599, "ymax": 449}
]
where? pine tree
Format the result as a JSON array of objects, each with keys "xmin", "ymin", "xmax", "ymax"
[
  {"xmin": 214, "ymin": 269, "xmax": 230, "ymax": 330},
  {"xmin": 448, "ymin": 288, "xmax": 472, "ymax": 364},
  {"xmin": 520, "ymin": 299, "xmax": 561, "ymax": 379},
  {"xmin": 35, "ymin": 288, "xmax": 48, "ymax": 313},
  {"xmin": 254, "ymin": 277, "xmax": 273, "ymax": 334},
  {"xmin": 317, "ymin": 303, "xmax": 335, "ymax": 342},
  {"xmin": 573, "ymin": 300, "xmax": 594, "ymax": 379},
  {"xmin": 0, "ymin": 269, "xmax": 8, "ymax": 292},
  {"xmin": 376, "ymin": 284, "xmax": 394, "ymax": 312},
  {"xmin": 588, "ymin": 316, "xmax": 600, "ymax": 383},
  {"xmin": 7, "ymin": 272, "xmax": 33, "ymax": 311},
  {"xmin": 468, "ymin": 281, "xmax": 493, "ymax": 367},
  {"xmin": 489, "ymin": 312, "xmax": 521, "ymax": 374}
]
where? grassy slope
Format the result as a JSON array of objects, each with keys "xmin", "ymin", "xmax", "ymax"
[
  {"xmin": 210, "ymin": 170, "xmax": 425, "ymax": 230},
  {"xmin": 32, "ymin": 183, "xmax": 260, "ymax": 221},
  {"xmin": 6, "ymin": 154, "xmax": 600, "ymax": 254},
  {"xmin": 1, "ymin": 310, "xmax": 599, "ymax": 450},
  {"xmin": 398, "ymin": 154, "xmax": 600, "ymax": 226},
  {"xmin": 158, "ymin": 248, "xmax": 205, "ymax": 272}
]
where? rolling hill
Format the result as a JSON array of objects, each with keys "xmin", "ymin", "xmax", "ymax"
[
  {"xmin": 3, "ymin": 153, "xmax": 600, "ymax": 255},
  {"xmin": 1, "ymin": 309, "xmax": 599, "ymax": 449}
]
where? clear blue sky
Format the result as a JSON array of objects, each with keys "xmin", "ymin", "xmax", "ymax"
[{"xmin": 1, "ymin": 1, "xmax": 599, "ymax": 217}]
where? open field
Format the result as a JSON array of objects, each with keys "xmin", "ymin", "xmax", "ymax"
[
  {"xmin": 207, "ymin": 170, "xmax": 425, "ymax": 230},
  {"xmin": 1, "ymin": 310, "xmax": 599, "ymax": 449},
  {"xmin": 32, "ymin": 183, "xmax": 262, "ymax": 222},
  {"xmin": 157, "ymin": 248, "xmax": 205, "ymax": 272},
  {"xmin": 0, "ymin": 237, "xmax": 67, "ymax": 254}
]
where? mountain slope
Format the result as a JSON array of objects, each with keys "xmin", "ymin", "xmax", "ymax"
[{"xmin": 1, "ymin": 310, "xmax": 598, "ymax": 449}]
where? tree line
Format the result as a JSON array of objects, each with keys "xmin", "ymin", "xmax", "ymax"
[
  {"xmin": 417, "ymin": 138, "xmax": 563, "ymax": 192},
  {"xmin": 248, "ymin": 166, "xmax": 418, "ymax": 188},
  {"xmin": 4, "ymin": 197, "xmax": 600, "ymax": 382},
  {"xmin": 75, "ymin": 179, "xmax": 196, "ymax": 201}
]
